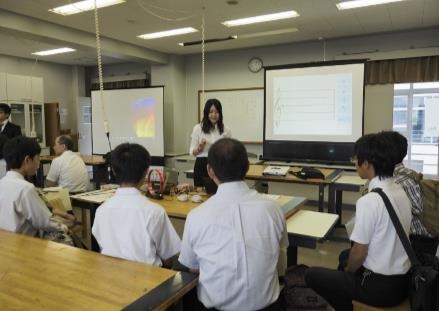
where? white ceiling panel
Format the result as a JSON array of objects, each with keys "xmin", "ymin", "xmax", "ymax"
[{"xmin": 0, "ymin": 0, "xmax": 437, "ymax": 65}]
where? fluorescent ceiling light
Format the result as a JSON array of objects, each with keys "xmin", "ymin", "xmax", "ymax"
[
  {"xmin": 138, "ymin": 27, "xmax": 198, "ymax": 40},
  {"xmin": 222, "ymin": 11, "xmax": 299, "ymax": 27},
  {"xmin": 32, "ymin": 48, "xmax": 76, "ymax": 56},
  {"xmin": 49, "ymin": 0, "xmax": 125, "ymax": 16},
  {"xmin": 336, "ymin": 0, "xmax": 406, "ymax": 10}
]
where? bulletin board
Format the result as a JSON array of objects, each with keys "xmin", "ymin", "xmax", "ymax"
[{"xmin": 198, "ymin": 87, "xmax": 263, "ymax": 143}]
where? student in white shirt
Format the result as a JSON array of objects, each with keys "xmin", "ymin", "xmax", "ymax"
[
  {"xmin": 46, "ymin": 135, "xmax": 89, "ymax": 193},
  {"xmin": 92, "ymin": 143, "xmax": 180, "ymax": 267},
  {"xmin": 0, "ymin": 136, "xmax": 70, "ymax": 237},
  {"xmin": 179, "ymin": 138, "xmax": 288, "ymax": 311},
  {"xmin": 189, "ymin": 99, "xmax": 231, "ymax": 188},
  {"xmin": 0, "ymin": 133, "xmax": 8, "ymax": 178},
  {"xmin": 305, "ymin": 133, "xmax": 412, "ymax": 311}
]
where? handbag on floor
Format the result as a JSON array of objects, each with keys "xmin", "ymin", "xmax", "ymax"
[
  {"xmin": 283, "ymin": 264, "xmax": 328, "ymax": 309},
  {"xmin": 372, "ymin": 188, "xmax": 439, "ymax": 311}
]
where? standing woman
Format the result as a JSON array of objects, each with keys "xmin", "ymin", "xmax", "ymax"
[{"xmin": 190, "ymin": 99, "xmax": 232, "ymax": 188}]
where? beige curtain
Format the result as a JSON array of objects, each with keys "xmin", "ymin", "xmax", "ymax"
[{"xmin": 366, "ymin": 55, "xmax": 439, "ymax": 85}]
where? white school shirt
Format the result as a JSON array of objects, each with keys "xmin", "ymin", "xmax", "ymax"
[
  {"xmin": 0, "ymin": 119, "xmax": 8, "ymax": 132},
  {"xmin": 351, "ymin": 176, "xmax": 412, "ymax": 275},
  {"xmin": 0, "ymin": 159, "xmax": 6, "ymax": 179},
  {"xmin": 189, "ymin": 123, "xmax": 232, "ymax": 157},
  {"xmin": 179, "ymin": 181, "xmax": 288, "ymax": 311},
  {"xmin": 92, "ymin": 187, "xmax": 181, "ymax": 266},
  {"xmin": 46, "ymin": 150, "xmax": 89, "ymax": 193},
  {"xmin": 0, "ymin": 171, "xmax": 52, "ymax": 236}
]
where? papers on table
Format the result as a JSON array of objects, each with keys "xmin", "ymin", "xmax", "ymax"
[
  {"xmin": 43, "ymin": 186, "xmax": 63, "ymax": 192},
  {"xmin": 71, "ymin": 189, "xmax": 116, "ymax": 204},
  {"xmin": 263, "ymin": 194, "xmax": 281, "ymax": 200},
  {"xmin": 262, "ymin": 166, "xmax": 290, "ymax": 176}
]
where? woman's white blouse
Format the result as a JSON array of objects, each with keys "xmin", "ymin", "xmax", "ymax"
[{"xmin": 189, "ymin": 123, "xmax": 232, "ymax": 157}]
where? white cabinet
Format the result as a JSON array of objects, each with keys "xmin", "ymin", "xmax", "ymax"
[
  {"xmin": 9, "ymin": 101, "xmax": 46, "ymax": 146},
  {"xmin": 0, "ymin": 72, "xmax": 45, "ymax": 146},
  {"xmin": 5, "ymin": 74, "xmax": 44, "ymax": 102}
]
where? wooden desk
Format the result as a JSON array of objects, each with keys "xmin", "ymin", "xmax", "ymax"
[
  {"xmin": 38, "ymin": 154, "xmax": 107, "ymax": 189},
  {"xmin": 246, "ymin": 164, "xmax": 342, "ymax": 212},
  {"xmin": 71, "ymin": 190, "xmax": 337, "ymax": 265},
  {"xmin": 71, "ymin": 190, "xmax": 307, "ymax": 259},
  {"xmin": 0, "ymin": 230, "xmax": 197, "ymax": 311}
]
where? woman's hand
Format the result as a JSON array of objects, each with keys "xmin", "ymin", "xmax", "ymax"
[{"xmin": 195, "ymin": 139, "xmax": 206, "ymax": 155}]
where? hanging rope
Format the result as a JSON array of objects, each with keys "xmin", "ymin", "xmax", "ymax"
[
  {"xmin": 29, "ymin": 57, "xmax": 39, "ymax": 138},
  {"xmin": 94, "ymin": 0, "xmax": 111, "ymax": 150},
  {"xmin": 135, "ymin": 0, "xmax": 198, "ymax": 22},
  {"xmin": 201, "ymin": 8, "xmax": 206, "ymax": 105}
]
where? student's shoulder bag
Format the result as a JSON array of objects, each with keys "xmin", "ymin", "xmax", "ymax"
[{"xmin": 372, "ymin": 188, "xmax": 439, "ymax": 311}]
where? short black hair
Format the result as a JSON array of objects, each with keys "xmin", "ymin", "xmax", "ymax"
[
  {"xmin": 379, "ymin": 131, "xmax": 407, "ymax": 164},
  {"xmin": 3, "ymin": 136, "xmax": 41, "ymax": 169},
  {"xmin": 0, "ymin": 103, "xmax": 11, "ymax": 116},
  {"xmin": 0, "ymin": 134, "xmax": 9, "ymax": 159},
  {"xmin": 207, "ymin": 138, "xmax": 249, "ymax": 183},
  {"xmin": 354, "ymin": 133, "xmax": 394, "ymax": 178},
  {"xmin": 111, "ymin": 143, "xmax": 151, "ymax": 185},
  {"xmin": 57, "ymin": 135, "xmax": 74, "ymax": 151}
]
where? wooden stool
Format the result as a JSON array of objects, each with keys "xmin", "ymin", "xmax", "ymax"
[{"xmin": 353, "ymin": 299, "xmax": 410, "ymax": 311}]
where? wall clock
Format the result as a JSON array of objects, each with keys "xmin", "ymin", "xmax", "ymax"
[{"xmin": 248, "ymin": 57, "xmax": 263, "ymax": 73}]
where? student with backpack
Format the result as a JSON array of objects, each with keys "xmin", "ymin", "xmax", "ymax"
[
  {"xmin": 381, "ymin": 131, "xmax": 438, "ymax": 255},
  {"xmin": 305, "ymin": 133, "xmax": 412, "ymax": 311}
]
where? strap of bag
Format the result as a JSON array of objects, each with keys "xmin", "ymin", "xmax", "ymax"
[{"xmin": 371, "ymin": 188, "xmax": 420, "ymax": 266}]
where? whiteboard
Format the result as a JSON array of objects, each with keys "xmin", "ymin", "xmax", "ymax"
[{"xmin": 198, "ymin": 88, "xmax": 263, "ymax": 143}]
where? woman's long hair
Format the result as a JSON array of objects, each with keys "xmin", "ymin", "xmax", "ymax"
[{"xmin": 201, "ymin": 99, "xmax": 224, "ymax": 134}]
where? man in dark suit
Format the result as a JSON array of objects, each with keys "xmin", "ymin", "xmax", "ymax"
[{"xmin": 0, "ymin": 103, "xmax": 22, "ymax": 139}]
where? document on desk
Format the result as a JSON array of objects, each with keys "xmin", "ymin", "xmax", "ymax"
[
  {"xmin": 71, "ymin": 189, "xmax": 116, "ymax": 204},
  {"xmin": 262, "ymin": 166, "xmax": 290, "ymax": 176}
]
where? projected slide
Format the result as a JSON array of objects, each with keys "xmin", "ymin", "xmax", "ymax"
[
  {"xmin": 273, "ymin": 73, "xmax": 352, "ymax": 136},
  {"xmin": 91, "ymin": 87, "xmax": 164, "ymax": 157},
  {"xmin": 133, "ymin": 97, "xmax": 155, "ymax": 138},
  {"xmin": 265, "ymin": 61, "xmax": 364, "ymax": 143}
]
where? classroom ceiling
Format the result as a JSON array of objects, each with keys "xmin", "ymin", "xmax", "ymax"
[{"xmin": 0, "ymin": 0, "xmax": 438, "ymax": 66}]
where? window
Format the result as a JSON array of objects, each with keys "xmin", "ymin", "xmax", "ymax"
[{"xmin": 393, "ymin": 82, "xmax": 439, "ymax": 177}]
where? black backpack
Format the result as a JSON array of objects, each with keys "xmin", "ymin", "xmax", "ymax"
[{"xmin": 283, "ymin": 265, "xmax": 328, "ymax": 309}]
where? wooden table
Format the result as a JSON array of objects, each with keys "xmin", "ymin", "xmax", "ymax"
[
  {"xmin": 71, "ymin": 190, "xmax": 336, "ymax": 266},
  {"xmin": 70, "ymin": 190, "xmax": 307, "ymax": 249},
  {"xmin": 245, "ymin": 164, "xmax": 342, "ymax": 212},
  {"xmin": 0, "ymin": 230, "xmax": 197, "ymax": 311},
  {"xmin": 38, "ymin": 154, "xmax": 107, "ymax": 188}
]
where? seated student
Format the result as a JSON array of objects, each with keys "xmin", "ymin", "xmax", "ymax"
[
  {"xmin": 179, "ymin": 138, "xmax": 288, "ymax": 311},
  {"xmin": 0, "ymin": 136, "xmax": 71, "ymax": 237},
  {"xmin": 305, "ymin": 133, "xmax": 412, "ymax": 311},
  {"xmin": 381, "ymin": 131, "xmax": 438, "ymax": 254},
  {"xmin": 46, "ymin": 135, "xmax": 89, "ymax": 193},
  {"xmin": 0, "ymin": 133, "xmax": 8, "ymax": 178},
  {"xmin": 92, "ymin": 143, "xmax": 180, "ymax": 267}
]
